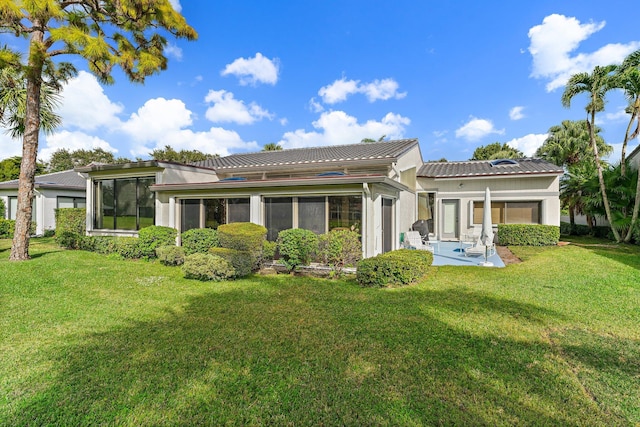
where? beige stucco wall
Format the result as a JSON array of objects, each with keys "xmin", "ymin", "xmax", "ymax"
[{"xmin": 417, "ymin": 174, "xmax": 561, "ymax": 240}]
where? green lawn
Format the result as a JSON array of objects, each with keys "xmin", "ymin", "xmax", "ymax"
[{"xmin": 1, "ymin": 238, "xmax": 639, "ymax": 426}]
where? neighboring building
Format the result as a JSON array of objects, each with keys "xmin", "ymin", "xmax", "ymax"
[
  {"xmin": 629, "ymin": 143, "xmax": 640, "ymax": 170},
  {"xmin": 0, "ymin": 169, "xmax": 87, "ymax": 235},
  {"xmin": 76, "ymin": 139, "xmax": 563, "ymax": 257}
]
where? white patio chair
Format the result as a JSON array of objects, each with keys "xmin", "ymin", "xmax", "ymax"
[
  {"xmin": 464, "ymin": 236, "xmax": 495, "ymax": 257},
  {"xmin": 405, "ymin": 231, "xmax": 434, "ymax": 253}
]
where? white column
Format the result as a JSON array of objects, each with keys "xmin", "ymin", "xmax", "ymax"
[
  {"xmin": 85, "ymin": 178, "xmax": 93, "ymax": 234},
  {"xmin": 250, "ymin": 193, "xmax": 262, "ymax": 225},
  {"xmin": 169, "ymin": 197, "xmax": 176, "ymax": 229}
]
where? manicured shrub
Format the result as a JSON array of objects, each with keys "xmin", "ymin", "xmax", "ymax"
[
  {"xmin": 357, "ymin": 249, "xmax": 432, "ymax": 288},
  {"xmin": 55, "ymin": 208, "xmax": 85, "ymax": 236},
  {"xmin": 277, "ymin": 228, "xmax": 318, "ymax": 272},
  {"xmin": 317, "ymin": 229, "xmax": 362, "ymax": 274},
  {"xmin": 0, "ymin": 219, "xmax": 15, "ymax": 239},
  {"xmin": 262, "ymin": 240, "xmax": 277, "ymax": 262},
  {"xmin": 181, "ymin": 228, "xmax": 219, "ymax": 255},
  {"xmin": 217, "ymin": 222, "xmax": 267, "ymax": 269},
  {"xmin": 497, "ymin": 224, "xmax": 560, "ymax": 246},
  {"xmin": 43, "ymin": 229, "xmax": 55, "ymax": 238},
  {"xmin": 210, "ymin": 247, "xmax": 252, "ymax": 277},
  {"xmin": 0, "ymin": 198, "xmax": 5, "ymax": 218},
  {"xmin": 138, "ymin": 226, "xmax": 177, "ymax": 258},
  {"xmin": 182, "ymin": 253, "xmax": 235, "ymax": 281},
  {"xmin": 156, "ymin": 245, "xmax": 185, "ymax": 266},
  {"xmin": 114, "ymin": 237, "xmax": 143, "ymax": 259},
  {"xmin": 85, "ymin": 236, "xmax": 118, "ymax": 254}
]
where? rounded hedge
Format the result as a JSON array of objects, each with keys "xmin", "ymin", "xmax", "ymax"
[
  {"xmin": 217, "ymin": 222, "xmax": 267, "ymax": 269},
  {"xmin": 277, "ymin": 228, "xmax": 318, "ymax": 271},
  {"xmin": 181, "ymin": 228, "xmax": 219, "ymax": 255},
  {"xmin": 182, "ymin": 253, "xmax": 235, "ymax": 281},
  {"xmin": 138, "ymin": 226, "xmax": 177, "ymax": 257},
  {"xmin": 357, "ymin": 249, "xmax": 432, "ymax": 287},
  {"xmin": 156, "ymin": 245, "xmax": 186, "ymax": 266},
  {"xmin": 210, "ymin": 247, "xmax": 252, "ymax": 277}
]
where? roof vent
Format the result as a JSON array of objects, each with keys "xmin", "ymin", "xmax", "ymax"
[{"xmin": 490, "ymin": 159, "xmax": 519, "ymax": 167}]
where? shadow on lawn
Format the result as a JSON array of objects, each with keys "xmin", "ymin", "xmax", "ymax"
[
  {"xmin": 5, "ymin": 278, "xmax": 624, "ymax": 425},
  {"xmin": 575, "ymin": 243, "xmax": 640, "ymax": 271}
]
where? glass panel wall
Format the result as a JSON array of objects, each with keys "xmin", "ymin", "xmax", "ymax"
[
  {"xmin": 7, "ymin": 196, "xmax": 36, "ymax": 221},
  {"xmin": 204, "ymin": 199, "xmax": 225, "ymax": 229},
  {"xmin": 265, "ymin": 197, "xmax": 293, "ymax": 241},
  {"xmin": 93, "ymin": 177, "xmax": 155, "ymax": 230},
  {"xmin": 57, "ymin": 196, "xmax": 86, "ymax": 209},
  {"xmin": 228, "ymin": 198, "xmax": 250, "ymax": 223},
  {"xmin": 298, "ymin": 196, "xmax": 326, "ymax": 234},
  {"xmin": 181, "ymin": 199, "xmax": 201, "ymax": 232},
  {"xmin": 417, "ymin": 192, "xmax": 435, "ymax": 233},
  {"xmin": 328, "ymin": 195, "xmax": 361, "ymax": 232}
]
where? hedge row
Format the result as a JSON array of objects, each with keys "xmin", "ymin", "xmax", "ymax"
[
  {"xmin": 0, "ymin": 219, "xmax": 36, "ymax": 238},
  {"xmin": 497, "ymin": 224, "xmax": 560, "ymax": 246},
  {"xmin": 356, "ymin": 249, "xmax": 433, "ymax": 287}
]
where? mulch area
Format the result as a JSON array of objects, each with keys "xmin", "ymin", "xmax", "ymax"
[{"xmin": 496, "ymin": 245, "xmax": 522, "ymax": 265}]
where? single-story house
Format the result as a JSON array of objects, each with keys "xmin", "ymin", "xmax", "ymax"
[
  {"xmin": 76, "ymin": 139, "xmax": 563, "ymax": 257},
  {"xmin": 0, "ymin": 169, "xmax": 87, "ymax": 236}
]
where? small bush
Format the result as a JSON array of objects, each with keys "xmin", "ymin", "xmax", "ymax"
[
  {"xmin": 278, "ymin": 228, "xmax": 319, "ymax": 272},
  {"xmin": 217, "ymin": 222, "xmax": 267, "ymax": 269},
  {"xmin": 138, "ymin": 226, "xmax": 177, "ymax": 258},
  {"xmin": 210, "ymin": 247, "xmax": 252, "ymax": 277},
  {"xmin": 85, "ymin": 236, "xmax": 118, "ymax": 254},
  {"xmin": 181, "ymin": 228, "xmax": 219, "ymax": 255},
  {"xmin": 54, "ymin": 208, "xmax": 85, "ymax": 247},
  {"xmin": 262, "ymin": 240, "xmax": 277, "ymax": 262},
  {"xmin": 0, "ymin": 219, "xmax": 15, "ymax": 239},
  {"xmin": 318, "ymin": 229, "xmax": 361, "ymax": 274},
  {"xmin": 156, "ymin": 245, "xmax": 185, "ymax": 266},
  {"xmin": 55, "ymin": 231, "xmax": 83, "ymax": 249},
  {"xmin": 498, "ymin": 224, "xmax": 560, "ymax": 246},
  {"xmin": 182, "ymin": 253, "xmax": 235, "ymax": 281},
  {"xmin": 357, "ymin": 249, "xmax": 432, "ymax": 288},
  {"xmin": 43, "ymin": 229, "xmax": 55, "ymax": 238},
  {"xmin": 114, "ymin": 237, "xmax": 143, "ymax": 259}
]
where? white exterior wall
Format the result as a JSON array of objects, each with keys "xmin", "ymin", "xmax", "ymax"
[
  {"xmin": 1, "ymin": 188, "xmax": 85, "ymax": 236},
  {"xmin": 417, "ymin": 174, "xmax": 561, "ymax": 240}
]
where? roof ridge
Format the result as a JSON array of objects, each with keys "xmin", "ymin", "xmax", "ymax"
[{"xmin": 223, "ymin": 138, "xmax": 418, "ymax": 158}]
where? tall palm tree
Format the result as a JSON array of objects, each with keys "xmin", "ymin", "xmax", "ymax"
[
  {"xmin": 562, "ymin": 64, "xmax": 622, "ymax": 242},
  {"xmin": 617, "ymin": 49, "xmax": 640, "ymax": 241}
]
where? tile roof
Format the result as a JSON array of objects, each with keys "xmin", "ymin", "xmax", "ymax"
[
  {"xmin": 417, "ymin": 158, "xmax": 564, "ymax": 178},
  {"xmin": 192, "ymin": 138, "xmax": 419, "ymax": 170},
  {"xmin": 0, "ymin": 169, "xmax": 86, "ymax": 189}
]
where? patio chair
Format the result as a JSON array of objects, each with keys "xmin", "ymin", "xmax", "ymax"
[
  {"xmin": 404, "ymin": 231, "xmax": 434, "ymax": 253},
  {"xmin": 464, "ymin": 236, "xmax": 495, "ymax": 257}
]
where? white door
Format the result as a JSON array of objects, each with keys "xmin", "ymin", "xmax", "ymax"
[{"xmin": 441, "ymin": 200, "xmax": 459, "ymax": 240}]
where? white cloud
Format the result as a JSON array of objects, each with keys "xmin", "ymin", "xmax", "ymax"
[
  {"xmin": 506, "ymin": 133, "xmax": 548, "ymax": 157},
  {"xmin": 318, "ymin": 77, "xmax": 406, "ymax": 104},
  {"xmin": 601, "ymin": 105, "xmax": 630, "ymax": 123},
  {"xmin": 278, "ymin": 111, "xmax": 410, "ymax": 149},
  {"xmin": 164, "ymin": 43, "xmax": 183, "ymax": 61},
  {"xmin": 39, "ymin": 131, "xmax": 118, "ymax": 162},
  {"xmin": 318, "ymin": 78, "xmax": 360, "ymax": 104},
  {"xmin": 59, "ymin": 71, "xmax": 123, "ymax": 131},
  {"xmin": 509, "ymin": 106, "xmax": 525, "ymax": 120},
  {"xmin": 455, "ymin": 117, "xmax": 504, "ymax": 141},
  {"xmin": 221, "ymin": 52, "xmax": 279, "ymax": 86},
  {"xmin": 204, "ymin": 89, "xmax": 273, "ymax": 125},
  {"xmin": 129, "ymin": 127, "xmax": 260, "ymax": 159},
  {"xmin": 528, "ymin": 14, "xmax": 640, "ymax": 91},
  {"xmin": 168, "ymin": 0, "xmax": 181, "ymax": 12},
  {"xmin": 279, "ymin": 118, "xmax": 288, "ymax": 126},
  {"xmin": 360, "ymin": 78, "xmax": 407, "ymax": 102},
  {"xmin": 120, "ymin": 98, "xmax": 193, "ymax": 143},
  {"xmin": 0, "ymin": 133, "xmax": 22, "ymax": 160},
  {"xmin": 308, "ymin": 97, "xmax": 325, "ymax": 113}
]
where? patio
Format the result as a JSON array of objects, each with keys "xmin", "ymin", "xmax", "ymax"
[{"xmin": 430, "ymin": 241, "xmax": 505, "ymax": 267}]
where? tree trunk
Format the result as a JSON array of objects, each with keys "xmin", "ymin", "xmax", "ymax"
[
  {"xmin": 620, "ymin": 109, "xmax": 636, "ymax": 177},
  {"xmin": 625, "ymin": 165, "xmax": 640, "ymax": 242},
  {"xmin": 588, "ymin": 111, "xmax": 622, "ymax": 242},
  {"xmin": 569, "ymin": 206, "xmax": 576, "ymax": 226},
  {"xmin": 9, "ymin": 29, "xmax": 44, "ymax": 261}
]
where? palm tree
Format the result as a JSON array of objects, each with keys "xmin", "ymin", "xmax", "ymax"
[
  {"xmin": 536, "ymin": 120, "xmax": 610, "ymax": 167},
  {"xmin": 262, "ymin": 143, "xmax": 283, "ymax": 151},
  {"xmin": 562, "ymin": 64, "xmax": 622, "ymax": 242},
  {"xmin": 617, "ymin": 49, "xmax": 640, "ymax": 241},
  {"xmin": 0, "ymin": 65, "xmax": 63, "ymax": 138}
]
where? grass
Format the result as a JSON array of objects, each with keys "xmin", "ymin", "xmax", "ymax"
[{"xmin": 1, "ymin": 237, "xmax": 639, "ymax": 425}]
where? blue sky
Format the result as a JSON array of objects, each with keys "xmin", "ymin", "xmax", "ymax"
[{"xmin": 2, "ymin": 0, "xmax": 640, "ymax": 163}]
